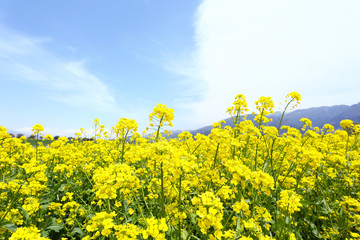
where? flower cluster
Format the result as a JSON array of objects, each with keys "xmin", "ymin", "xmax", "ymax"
[
  {"xmin": 31, "ymin": 124, "xmax": 44, "ymax": 134},
  {"xmin": 85, "ymin": 211, "xmax": 116, "ymax": 237},
  {"xmin": 9, "ymin": 226, "xmax": 49, "ymax": 240},
  {"xmin": 192, "ymin": 191, "xmax": 224, "ymax": 238},
  {"xmin": 277, "ymin": 190, "xmax": 303, "ymax": 214},
  {"xmin": 149, "ymin": 103, "xmax": 175, "ymax": 127}
]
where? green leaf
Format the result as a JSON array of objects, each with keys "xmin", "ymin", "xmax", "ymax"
[
  {"xmin": 189, "ymin": 212, "xmax": 197, "ymax": 224},
  {"xmin": 59, "ymin": 184, "xmax": 66, "ymax": 192},
  {"xmin": 182, "ymin": 229, "xmax": 189, "ymax": 239},
  {"xmin": 0, "ymin": 219, "xmax": 10, "ymax": 226},
  {"xmin": 46, "ymin": 224, "xmax": 64, "ymax": 233},
  {"xmin": 304, "ymin": 219, "xmax": 321, "ymax": 238},
  {"xmin": 295, "ymin": 231, "xmax": 304, "ymax": 240},
  {"xmin": 301, "ymin": 199, "xmax": 312, "ymax": 207},
  {"xmin": 262, "ymin": 159, "xmax": 270, "ymax": 171},
  {"xmin": 20, "ymin": 208, "xmax": 29, "ymax": 220},
  {"xmin": 234, "ymin": 219, "xmax": 242, "ymax": 239},
  {"xmin": 41, "ymin": 230, "xmax": 50, "ymax": 238},
  {"xmin": 3, "ymin": 223, "xmax": 18, "ymax": 232},
  {"xmin": 71, "ymin": 227, "xmax": 84, "ymax": 237},
  {"xmin": 285, "ymin": 215, "xmax": 291, "ymax": 225}
]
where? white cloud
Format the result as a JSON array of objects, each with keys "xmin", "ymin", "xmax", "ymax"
[
  {"xmin": 173, "ymin": 0, "xmax": 360, "ymax": 129},
  {"xmin": 0, "ymin": 25, "xmax": 117, "ymax": 112}
]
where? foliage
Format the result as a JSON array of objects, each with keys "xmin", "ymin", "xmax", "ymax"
[{"xmin": 0, "ymin": 92, "xmax": 359, "ymax": 240}]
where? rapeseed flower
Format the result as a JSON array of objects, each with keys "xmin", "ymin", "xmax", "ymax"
[
  {"xmin": 86, "ymin": 211, "xmax": 116, "ymax": 237},
  {"xmin": 255, "ymin": 96, "xmax": 275, "ymax": 115},
  {"xmin": 233, "ymin": 198, "xmax": 251, "ymax": 217},
  {"xmin": 277, "ymin": 190, "xmax": 303, "ymax": 214},
  {"xmin": 31, "ymin": 124, "xmax": 44, "ymax": 134},
  {"xmin": 9, "ymin": 226, "xmax": 49, "ymax": 240},
  {"xmin": 149, "ymin": 103, "xmax": 175, "ymax": 127},
  {"xmin": 22, "ymin": 197, "xmax": 40, "ymax": 216},
  {"xmin": 340, "ymin": 119, "xmax": 354, "ymax": 129}
]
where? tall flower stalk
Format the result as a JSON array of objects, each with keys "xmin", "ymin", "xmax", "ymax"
[{"xmin": 148, "ymin": 103, "xmax": 174, "ymax": 218}]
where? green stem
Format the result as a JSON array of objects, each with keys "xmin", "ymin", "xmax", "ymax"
[
  {"xmin": 120, "ymin": 131, "xmax": 129, "ymax": 162},
  {"xmin": 132, "ymin": 193, "xmax": 147, "ymax": 220},
  {"xmin": 213, "ymin": 143, "xmax": 220, "ymax": 169},
  {"xmin": 141, "ymin": 187, "xmax": 151, "ymax": 216},
  {"xmin": 160, "ymin": 162, "xmax": 165, "ymax": 218},
  {"xmin": 36, "ymin": 133, "xmax": 39, "ymax": 161},
  {"xmin": 345, "ymin": 133, "xmax": 350, "ymax": 159},
  {"xmin": 266, "ymin": 99, "xmax": 293, "ymax": 176},
  {"xmin": 178, "ymin": 174, "xmax": 182, "ymax": 240},
  {"xmin": 231, "ymin": 111, "xmax": 241, "ymax": 158},
  {"xmin": 122, "ymin": 197, "xmax": 128, "ymax": 221},
  {"xmin": 223, "ymin": 211, "xmax": 235, "ymax": 230},
  {"xmin": 154, "ymin": 115, "xmax": 165, "ymax": 178},
  {"xmin": 191, "ymin": 142, "xmax": 202, "ymax": 155},
  {"xmin": 254, "ymin": 108, "xmax": 265, "ymax": 169},
  {"xmin": 63, "ymin": 175, "xmax": 88, "ymax": 205},
  {"xmin": 81, "ymin": 168, "xmax": 94, "ymax": 188},
  {"xmin": 155, "ymin": 115, "xmax": 165, "ymax": 142},
  {"xmin": 107, "ymin": 199, "xmax": 111, "ymax": 212},
  {"xmin": 0, "ymin": 184, "xmax": 23, "ymax": 222},
  {"xmin": 277, "ymin": 99, "xmax": 293, "ymax": 132}
]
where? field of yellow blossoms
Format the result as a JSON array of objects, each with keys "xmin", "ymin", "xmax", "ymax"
[{"xmin": 1, "ymin": 92, "xmax": 359, "ymax": 240}]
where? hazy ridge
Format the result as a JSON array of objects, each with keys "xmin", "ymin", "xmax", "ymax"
[{"xmin": 173, "ymin": 102, "xmax": 360, "ymax": 137}]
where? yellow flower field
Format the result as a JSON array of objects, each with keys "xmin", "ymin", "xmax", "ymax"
[{"xmin": 1, "ymin": 93, "xmax": 359, "ymax": 240}]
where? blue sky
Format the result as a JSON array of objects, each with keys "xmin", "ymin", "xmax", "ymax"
[{"xmin": 1, "ymin": 0, "xmax": 360, "ymax": 136}]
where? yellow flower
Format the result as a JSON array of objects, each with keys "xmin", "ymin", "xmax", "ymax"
[
  {"xmin": 22, "ymin": 197, "xmax": 40, "ymax": 216},
  {"xmin": 255, "ymin": 206, "xmax": 272, "ymax": 222},
  {"xmin": 45, "ymin": 134, "xmax": 53, "ymax": 140},
  {"xmin": 0, "ymin": 126, "xmax": 11, "ymax": 139},
  {"xmin": 277, "ymin": 190, "xmax": 303, "ymax": 214},
  {"xmin": 149, "ymin": 103, "xmax": 175, "ymax": 127},
  {"xmin": 128, "ymin": 208, "xmax": 134, "ymax": 215},
  {"xmin": 300, "ymin": 118, "xmax": 312, "ymax": 130},
  {"xmin": 114, "ymin": 223, "xmax": 141, "ymax": 239},
  {"xmin": 193, "ymin": 191, "xmax": 224, "ymax": 234},
  {"xmin": 31, "ymin": 124, "xmax": 44, "ymax": 134},
  {"xmin": 115, "ymin": 201, "xmax": 122, "ymax": 207},
  {"xmin": 113, "ymin": 118, "xmax": 138, "ymax": 138},
  {"xmin": 287, "ymin": 91, "xmax": 301, "ymax": 102},
  {"xmin": 289, "ymin": 233, "xmax": 296, "ymax": 240},
  {"xmin": 322, "ymin": 124, "xmax": 334, "ymax": 132},
  {"xmin": 340, "ymin": 119, "xmax": 354, "ymax": 129},
  {"xmin": 142, "ymin": 217, "xmax": 168, "ymax": 239},
  {"xmin": 255, "ymin": 96, "xmax": 275, "ymax": 115},
  {"xmin": 239, "ymin": 236, "xmax": 253, "ymax": 240},
  {"xmin": 226, "ymin": 94, "xmax": 249, "ymax": 116},
  {"xmin": 233, "ymin": 198, "xmax": 251, "ymax": 217},
  {"xmin": 86, "ymin": 211, "xmax": 116, "ymax": 236},
  {"xmin": 9, "ymin": 226, "xmax": 49, "ymax": 240}
]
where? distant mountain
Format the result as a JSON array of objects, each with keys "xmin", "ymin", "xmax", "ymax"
[
  {"xmin": 5, "ymin": 102, "xmax": 360, "ymax": 139},
  {"xmin": 172, "ymin": 102, "xmax": 360, "ymax": 137}
]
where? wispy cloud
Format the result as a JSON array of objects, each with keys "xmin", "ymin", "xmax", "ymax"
[
  {"xmin": 171, "ymin": 0, "xmax": 360, "ymax": 128},
  {"xmin": 0, "ymin": 25, "xmax": 117, "ymax": 112}
]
